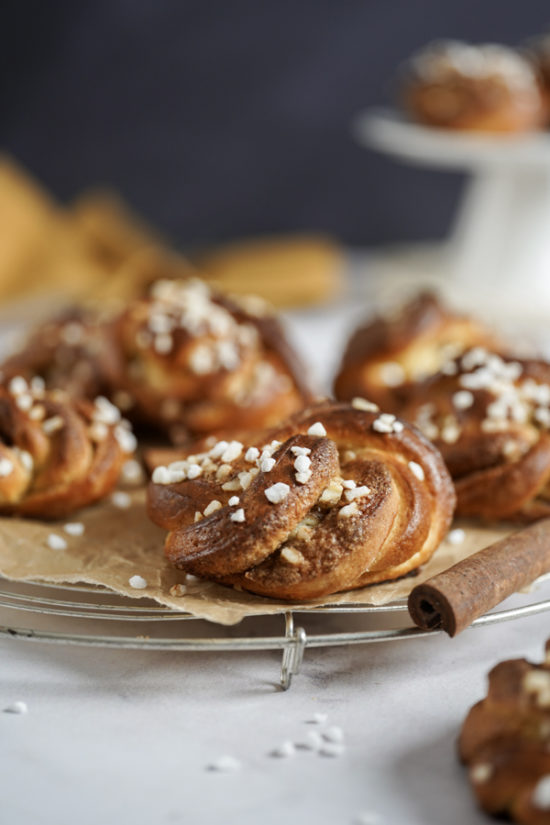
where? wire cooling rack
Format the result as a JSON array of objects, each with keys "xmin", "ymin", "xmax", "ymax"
[{"xmin": 2, "ymin": 576, "xmax": 550, "ymax": 689}]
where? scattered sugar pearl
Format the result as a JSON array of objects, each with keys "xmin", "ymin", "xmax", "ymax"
[
  {"xmin": 447, "ymin": 528, "xmax": 465, "ymax": 545},
  {"xmin": 297, "ymin": 730, "xmax": 323, "ymax": 750},
  {"xmin": 230, "ymin": 508, "xmax": 246, "ymax": 523},
  {"xmin": 8, "ymin": 376, "xmax": 27, "ymax": 395},
  {"xmin": 342, "ymin": 479, "xmax": 356, "ymax": 489},
  {"xmin": 345, "ymin": 485, "xmax": 370, "ymax": 501},
  {"xmin": 290, "ymin": 446, "xmax": 311, "ymax": 457},
  {"xmin": 294, "ymin": 455, "xmax": 311, "ymax": 473},
  {"xmin": 379, "ymin": 361, "xmax": 405, "ymax": 387},
  {"xmin": 207, "ymin": 755, "xmax": 242, "ymax": 773},
  {"xmin": 15, "ymin": 450, "xmax": 33, "ymax": 472},
  {"xmin": 244, "ymin": 447, "xmax": 259, "ymax": 462},
  {"xmin": 323, "ymin": 725, "xmax": 344, "ymax": 743},
  {"xmin": 29, "ymin": 405, "xmax": 46, "ymax": 421},
  {"xmin": 203, "ymin": 500, "xmax": 222, "ymax": 518},
  {"xmin": 153, "ymin": 333, "xmax": 173, "ymax": 354},
  {"xmin": 470, "ymin": 763, "xmax": 493, "ymax": 784},
  {"xmin": 373, "ymin": 413, "xmax": 403, "ymax": 434},
  {"xmin": 280, "ymin": 547, "xmax": 305, "ymax": 565},
  {"xmin": 237, "ymin": 470, "xmax": 255, "ymax": 490},
  {"xmin": 15, "ymin": 393, "xmax": 33, "ymax": 411},
  {"xmin": 64, "ymin": 522, "xmax": 85, "ymax": 537},
  {"xmin": 441, "ymin": 360, "xmax": 458, "ymax": 376},
  {"xmin": 89, "ymin": 421, "xmax": 108, "ymax": 442},
  {"xmin": 111, "ymin": 491, "xmax": 131, "ymax": 509},
  {"xmin": 228, "ymin": 496, "xmax": 240, "ymax": 506},
  {"xmin": 339, "ymin": 502, "xmax": 359, "ymax": 518},
  {"xmin": 47, "ymin": 533, "xmax": 67, "ymax": 551},
  {"xmin": 533, "ymin": 775, "xmax": 550, "ymax": 810},
  {"xmin": 441, "ymin": 422, "xmax": 460, "ymax": 444},
  {"xmin": 221, "ymin": 479, "xmax": 241, "ymax": 491},
  {"xmin": 42, "ymin": 415, "xmax": 64, "ymax": 434},
  {"xmin": 307, "ymin": 422, "xmax": 327, "ymax": 437},
  {"xmin": 523, "ymin": 670, "xmax": 550, "ymax": 707},
  {"xmin": 408, "ymin": 461, "xmax": 425, "ymax": 481},
  {"xmin": 209, "ymin": 440, "xmax": 229, "ymax": 459},
  {"xmin": 30, "ymin": 375, "xmax": 45, "ymax": 393},
  {"xmin": 265, "ymin": 482, "xmax": 290, "ymax": 503},
  {"xmin": 295, "ymin": 472, "xmax": 312, "ymax": 484},
  {"xmin": 270, "ymin": 741, "xmax": 296, "ymax": 758},
  {"xmin": 320, "ymin": 743, "xmax": 345, "ymax": 758},
  {"xmin": 94, "ymin": 396, "xmax": 121, "ymax": 424},
  {"xmin": 186, "ymin": 463, "xmax": 202, "ymax": 479},
  {"xmin": 453, "ymin": 390, "xmax": 475, "ymax": 410},
  {"xmin": 153, "ymin": 461, "xmax": 187, "ymax": 484},
  {"xmin": 372, "ymin": 419, "xmax": 393, "ymax": 434},
  {"xmin": 221, "ymin": 441, "xmax": 243, "ymax": 463},
  {"xmin": 216, "ymin": 463, "xmax": 233, "ymax": 481},
  {"xmin": 307, "ymin": 712, "xmax": 328, "ymax": 724},
  {"xmin": 129, "ymin": 575, "xmax": 147, "ymax": 589},
  {"xmin": 3, "ymin": 701, "xmax": 28, "ymax": 715},
  {"xmin": 152, "ymin": 466, "xmax": 171, "ymax": 484},
  {"xmin": 114, "ymin": 425, "xmax": 137, "ymax": 453},
  {"xmin": 260, "ymin": 457, "xmax": 276, "ymax": 473},
  {"xmin": 148, "ymin": 314, "xmax": 173, "ymax": 335},
  {"xmin": 0, "ymin": 457, "xmax": 14, "ymax": 477},
  {"xmin": 351, "ymin": 397, "xmax": 379, "ymax": 412}
]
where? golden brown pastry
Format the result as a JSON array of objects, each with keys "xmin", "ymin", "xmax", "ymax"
[
  {"xmin": 333, "ymin": 292, "xmax": 499, "ymax": 413},
  {"xmin": 0, "ymin": 376, "xmax": 136, "ymax": 517},
  {"xmin": 102, "ymin": 278, "xmax": 313, "ymax": 442},
  {"xmin": 1, "ymin": 278, "xmax": 313, "ymax": 444},
  {"xmin": 401, "ymin": 348, "xmax": 550, "ymax": 521},
  {"xmin": 459, "ymin": 640, "xmax": 550, "ymax": 824},
  {"xmin": 1, "ymin": 309, "xmax": 112, "ymax": 400},
  {"xmin": 147, "ymin": 400, "xmax": 455, "ymax": 600},
  {"xmin": 402, "ymin": 40, "xmax": 547, "ymax": 133}
]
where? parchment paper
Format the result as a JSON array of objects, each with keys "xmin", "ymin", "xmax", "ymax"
[{"xmin": 0, "ymin": 487, "xmax": 512, "ymax": 626}]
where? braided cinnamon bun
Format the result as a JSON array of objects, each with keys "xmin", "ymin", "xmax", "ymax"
[
  {"xmin": 401, "ymin": 348, "xmax": 550, "ymax": 521},
  {"xmin": 459, "ymin": 640, "xmax": 550, "ymax": 824},
  {"xmin": 0, "ymin": 376, "xmax": 136, "ymax": 517},
  {"xmin": 402, "ymin": 40, "xmax": 547, "ymax": 133},
  {"xmin": 147, "ymin": 400, "xmax": 455, "ymax": 600},
  {"xmin": 1, "ymin": 309, "xmax": 111, "ymax": 400},
  {"xmin": 334, "ymin": 292, "xmax": 498, "ymax": 414},
  {"xmin": 3, "ymin": 279, "xmax": 312, "ymax": 443},
  {"xmin": 102, "ymin": 278, "xmax": 312, "ymax": 441}
]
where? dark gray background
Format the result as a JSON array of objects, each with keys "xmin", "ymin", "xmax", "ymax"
[{"xmin": 2, "ymin": 1, "xmax": 548, "ymax": 248}]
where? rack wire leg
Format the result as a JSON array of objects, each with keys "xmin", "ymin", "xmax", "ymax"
[{"xmin": 280, "ymin": 612, "xmax": 307, "ymax": 690}]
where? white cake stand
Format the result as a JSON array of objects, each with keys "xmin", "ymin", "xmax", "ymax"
[{"xmin": 353, "ymin": 108, "xmax": 550, "ymax": 323}]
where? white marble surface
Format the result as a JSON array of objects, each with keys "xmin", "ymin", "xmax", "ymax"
[
  {"xmin": 2, "ymin": 612, "xmax": 549, "ymax": 825},
  {"xmin": 1, "ymin": 263, "xmax": 550, "ymax": 825}
]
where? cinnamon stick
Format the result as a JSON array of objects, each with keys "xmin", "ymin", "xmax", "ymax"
[{"xmin": 408, "ymin": 518, "xmax": 550, "ymax": 637}]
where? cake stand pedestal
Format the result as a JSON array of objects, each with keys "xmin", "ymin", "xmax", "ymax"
[{"xmin": 354, "ymin": 108, "xmax": 550, "ymax": 321}]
